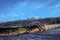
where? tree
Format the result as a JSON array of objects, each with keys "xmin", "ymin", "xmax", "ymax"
[{"xmin": 48, "ymin": 18, "xmax": 57, "ymax": 24}]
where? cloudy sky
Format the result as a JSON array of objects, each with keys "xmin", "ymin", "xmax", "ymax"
[{"xmin": 0, "ymin": 0, "xmax": 60, "ymax": 21}]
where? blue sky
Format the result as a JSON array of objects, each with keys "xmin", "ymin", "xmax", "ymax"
[{"xmin": 0, "ymin": 0, "xmax": 60, "ymax": 21}]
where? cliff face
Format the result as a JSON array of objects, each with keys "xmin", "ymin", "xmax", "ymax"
[
  {"xmin": 0, "ymin": 17, "xmax": 60, "ymax": 27},
  {"xmin": 0, "ymin": 17, "xmax": 60, "ymax": 36}
]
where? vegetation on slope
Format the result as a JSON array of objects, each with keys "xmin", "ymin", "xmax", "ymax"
[{"xmin": 0, "ymin": 17, "xmax": 60, "ymax": 36}]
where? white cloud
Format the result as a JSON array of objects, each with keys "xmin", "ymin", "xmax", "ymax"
[
  {"xmin": 0, "ymin": 14, "xmax": 5, "ymax": 18},
  {"xmin": 13, "ymin": 13, "xmax": 19, "ymax": 16},
  {"xmin": 33, "ymin": 5, "xmax": 41, "ymax": 10},
  {"xmin": 55, "ymin": 4, "xmax": 60, "ymax": 7},
  {"xmin": 15, "ymin": 1, "xmax": 28, "ymax": 10},
  {"xmin": 34, "ymin": 16, "xmax": 39, "ymax": 19},
  {"xmin": 5, "ymin": 13, "xmax": 19, "ymax": 18},
  {"xmin": 21, "ymin": 13, "xmax": 25, "ymax": 16},
  {"xmin": 33, "ymin": 0, "xmax": 53, "ymax": 10}
]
